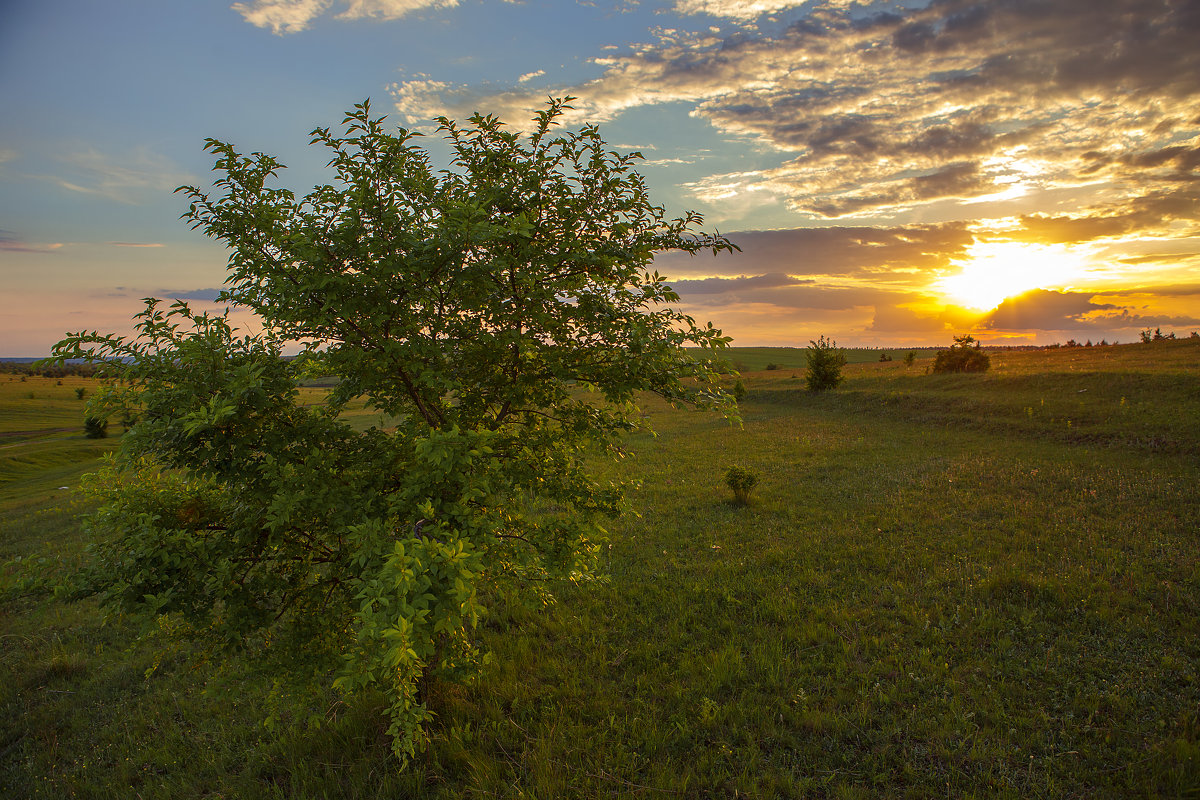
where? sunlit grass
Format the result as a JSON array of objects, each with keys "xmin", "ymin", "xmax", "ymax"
[{"xmin": 1, "ymin": 341, "xmax": 1197, "ymax": 797}]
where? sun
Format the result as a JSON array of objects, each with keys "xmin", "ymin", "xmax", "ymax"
[{"xmin": 936, "ymin": 241, "xmax": 1090, "ymax": 311}]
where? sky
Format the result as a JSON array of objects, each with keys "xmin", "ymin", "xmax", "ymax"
[{"xmin": 2, "ymin": 0, "xmax": 1198, "ymax": 356}]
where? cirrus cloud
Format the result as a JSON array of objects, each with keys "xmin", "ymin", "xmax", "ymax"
[{"xmin": 232, "ymin": 0, "xmax": 462, "ymax": 34}]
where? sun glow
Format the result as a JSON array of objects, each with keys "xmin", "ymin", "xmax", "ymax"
[{"xmin": 936, "ymin": 241, "xmax": 1091, "ymax": 310}]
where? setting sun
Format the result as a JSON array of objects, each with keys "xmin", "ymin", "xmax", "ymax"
[{"xmin": 936, "ymin": 241, "xmax": 1092, "ymax": 311}]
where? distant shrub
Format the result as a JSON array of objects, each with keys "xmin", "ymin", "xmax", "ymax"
[
  {"xmin": 903, "ymin": 351, "xmax": 916, "ymax": 367},
  {"xmin": 733, "ymin": 379, "xmax": 746, "ymax": 402},
  {"xmin": 75, "ymin": 387, "xmax": 87, "ymax": 400},
  {"xmin": 765, "ymin": 362, "xmax": 781, "ymax": 371},
  {"xmin": 932, "ymin": 334, "xmax": 990, "ymax": 374},
  {"xmin": 84, "ymin": 416, "xmax": 109, "ymax": 439},
  {"xmin": 878, "ymin": 352, "xmax": 893, "ymax": 362},
  {"xmin": 724, "ymin": 466, "xmax": 759, "ymax": 506},
  {"xmin": 805, "ymin": 335, "xmax": 846, "ymax": 392},
  {"xmin": 1142, "ymin": 327, "xmax": 1177, "ymax": 342}
]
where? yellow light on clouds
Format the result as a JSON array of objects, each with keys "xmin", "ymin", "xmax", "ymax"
[{"xmin": 936, "ymin": 241, "xmax": 1092, "ymax": 311}]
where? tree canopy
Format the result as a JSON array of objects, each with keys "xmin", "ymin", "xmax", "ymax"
[{"xmin": 50, "ymin": 99, "xmax": 737, "ymax": 761}]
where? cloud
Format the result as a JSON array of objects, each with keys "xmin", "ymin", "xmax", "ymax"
[
  {"xmin": 109, "ymin": 242, "xmax": 166, "ymax": 248},
  {"xmin": 1008, "ymin": 187, "xmax": 1200, "ymax": 244},
  {"xmin": 654, "ymin": 223, "xmax": 980, "ymax": 339},
  {"xmin": 517, "ymin": 69, "xmax": 545, "ymax": 83},
  {"xmin": 157, "ymin": 288, "xmax": 226, "ymax": 302},
  {"xmin": 231, "ymin": 0, "xmax": 331, "ymax": 34},
  {"xmin": 1117, "ymin": 252, "xmax": 1200, "ymax": 266},
  {"xmin": 979, "ymin": 286, "xmax": 1200, "ymax": 335},
  {"xmin": 672, "ymin": 0, "xmax": 812, "ymax": 20},
  {"xmin": 869, "ymin": 304, "xmax": 957, "ymax": 334},
  {"xmin": 0, "ymin": 230, "xmax": 63, "ymax": 253},
  {"xmin": 92, "ymin": 287, "xmax": 227, "ymax": 303},
  {"xmin": 232, "ymin": 0, "xmax": 459, "ymax": 34},
  {"xmin": 654, "ymin": 222, "xmax": 974, "ymax": 280},
  {"xmin": 983, "ymin": 289, "xmax": 1118, "ymax": 331},
  {"xmin": 394, "ymin": 0, "xmax": 1200, "ymax": 229},
  {"xmin": 670, "ymin": 271, "xmax": 804, "ymax": 294},
  {"xmin": 39, "ymin": 147, "xmax": 193, "ymax": 205}
]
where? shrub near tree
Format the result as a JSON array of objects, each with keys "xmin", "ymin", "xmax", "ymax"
[
  {"xmin": 48, "ymin": 99, "xmax": 738, "ymax": 763},
  {"xmin": 83, "ymin": 415, "xmax": 108, "ymax": 439},
  {"xmin": 805, "ymin": 335, "xmax": 846, "ymax": 391},
  {"xmin": 932, "ymin": 334, "xmax": 991, "ymax": 373}
]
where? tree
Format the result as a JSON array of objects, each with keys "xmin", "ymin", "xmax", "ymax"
[
  {"xmin": 805, "ymin": 335, "xmax": 846, "ymax": 391},
  {"xmin": 932, "ymin": 334, "xmax": 990, "ymax": 373},
  {"xmin": 48, "ymin": 99, "xmax": 737, "ymax": 763}
]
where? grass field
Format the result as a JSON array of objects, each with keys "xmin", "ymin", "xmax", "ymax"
[
  {"xmin": 716, "ymin": 346, "xmax": 937, "ymax": 372},
  {"xmin": 2, "ymin": 340, "xmax": 1198, "ymax": 798}
]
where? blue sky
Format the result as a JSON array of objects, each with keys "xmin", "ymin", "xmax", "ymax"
[{"xmin": 2, "ymin": 0, "xmax": 1198, "ymax": 355}]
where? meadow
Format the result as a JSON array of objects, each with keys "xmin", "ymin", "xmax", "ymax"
[{"xmin": 1, "ymin": 340, "xmax": 1198, "ymax": 798}]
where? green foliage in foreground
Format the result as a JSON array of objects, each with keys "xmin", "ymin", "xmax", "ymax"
[
  {"xmin": 3, "ymin": 342, "xmax": 1198, "ymax": 797},
  {"xmin": 42, "ymin": 100, "xmax": 735, "ymax": 763}
]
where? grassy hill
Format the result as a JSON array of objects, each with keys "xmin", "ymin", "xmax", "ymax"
[{"xmin": 2, "ymin": 339, "xmax": 1197, "ymax": 797}]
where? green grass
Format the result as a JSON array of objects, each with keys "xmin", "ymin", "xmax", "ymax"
[{"xmin": 2, "ymin": 341, "xmax": 1198, "ymax": 797}]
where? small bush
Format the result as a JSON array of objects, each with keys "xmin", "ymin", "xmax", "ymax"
[
  {"xmin": 724, "ymin": 466, "xmax": 759, "ymax": 505},
  {"xmin": 732, "ymin": 379, "xmax": 746, "ymax": 402},
  {"xmin": 879, "ymin": 352, "xmax": 893, "ymax": 362},
  {"xmin": 932, "ymin": 334, "xmax": 990, "ymax": 373},
  {"xmin": 75, "ymin": 387, "xmax": 87, "ymax": 400},
  {"xmin": 765, "ymin": 362, "xmax": 781, "ymax": 371},
  {"xmin": 903, "ymin": 351, "xmax": 916, "ymax": 367},
  {"xmin": 84, "ymin": 416, "xmax": 108, "ymax": 439},
  {"xmin": 805, "ymin": 335, "xmax": 846, "ymax": 391}
]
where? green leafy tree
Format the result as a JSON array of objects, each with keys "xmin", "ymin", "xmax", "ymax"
[
  {"xmin": 48, "ymin": 99, "xmax": 737, "ymax": 763},
  {"xmin": 932, "ymin": 334, "xmax": 991, "ymax": 373},
  {"xmin": 805, "ymin": 335, "xmax": 846, "ymax": 391}
]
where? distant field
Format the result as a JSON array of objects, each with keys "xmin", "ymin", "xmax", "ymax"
[
  {"xmin": 2, "ymin": 339, "xmax": 1197, "ymax": 797},
  {"xmin": 718, "ymin": 345, "xmax": 937, "ymax": 372}
]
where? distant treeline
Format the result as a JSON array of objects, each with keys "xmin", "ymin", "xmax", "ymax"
[{"xmin": 0, "ymin": 360, "xmax": 101, "ymax": 378}]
